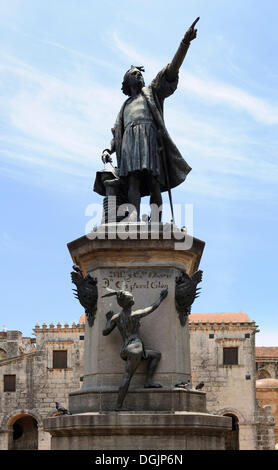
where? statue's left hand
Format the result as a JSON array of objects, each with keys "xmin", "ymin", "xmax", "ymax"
[
  {"xmin": 183, "ymin": 17, "xmax": 199, "ymax": 43},
  {"xmin": 102, "ymin": 149, "xmax": 113, "ymax": 164}
]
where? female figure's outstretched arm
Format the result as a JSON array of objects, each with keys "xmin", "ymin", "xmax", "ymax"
[{"xmin": 132, "ymin": 289, "xmax": 168, "ymax": 319}]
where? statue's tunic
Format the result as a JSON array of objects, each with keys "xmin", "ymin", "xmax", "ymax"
[
  {"xmin": 120, "ymin": 94, "xmax": 161, "ymax": 183},
  {"xmin": 111, "ymin": 66, "xmax": 192, "ymax": 196}
]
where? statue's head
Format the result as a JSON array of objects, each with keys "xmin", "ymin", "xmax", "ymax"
[
  {"xmin": 102, "ymin": 287, "xmax": 135, "ymax": 309},
  {"xmin": 116, "ymin": 290, "xmax": 135, "ymax": 308},
  {"xmin": 121, "ymin": 65, "xmax": 145, "ymax": 96}
]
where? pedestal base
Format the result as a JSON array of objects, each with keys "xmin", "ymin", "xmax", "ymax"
[
  {"xmin": 43, "ymin": 411, "xmax": 231, "ymax": 450},
  {"xmin": 69, "ymin": 387, "xmax": 206, "ymax": 413}
]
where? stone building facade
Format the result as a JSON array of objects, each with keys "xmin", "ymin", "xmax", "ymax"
[
  {"xmin": 0, "ymin": 313, "xmax": 275, "ymax": 450},
  {"xmin": 256, "ymin": 379, "xmax": 278, "ymax": 450},
  {"xmin": 256, "ymin": 347, "xmax": 278, "ymax": 380},
  {"xmin": 255, "ymin": 348, "xmax": 278, "ymax": 448},
  {"xmin": 256, "ymin": 379, "xmax": 278, "ymax": 448},
  {"xmin": 189, "ymin": 313, "xmax": 275, "ymax": 450},
  {"xmin": 0, "ymin": 324, "xmax": 84, "ymax": 450}
]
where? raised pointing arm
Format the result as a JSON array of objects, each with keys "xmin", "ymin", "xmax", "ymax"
[
  {"xmin": 166, "ymin": 17, "xmax": 199, "ymax": 82},
  {"xmin": 132, "ymin": 289, "xmax": 168, "ymax": 319}
]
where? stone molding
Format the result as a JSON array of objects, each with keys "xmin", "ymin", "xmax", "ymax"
[
  {"xmin": 215, "ymin": 407, "xmax": 246, "ymax": 424},
  {"xmin": 190, "ymin": 322, "xmax": 257, "ymax": 330},
  {"xmin": 33, "ymin": 324, "xmax": 84, "ymax": 333},
  {"xmin": 67, "ymin": 230, "xmax": 205, "ymax": 278},
  {"xmin": 0, "ymin": 351, "xmax": 36, "ymax": 366}
]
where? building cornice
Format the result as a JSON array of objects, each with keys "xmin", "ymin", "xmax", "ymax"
[{"xmin": 0, "ymin": 351, "xmax": 36, "ymax": 366}]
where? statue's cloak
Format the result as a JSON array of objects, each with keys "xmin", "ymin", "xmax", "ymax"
[{"xmin": 111, "ymin": 66, "xmax": 192, "ymax": 196}]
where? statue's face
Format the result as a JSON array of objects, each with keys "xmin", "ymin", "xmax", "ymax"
[
  {"xmin": 126, "ymin": 68, "xmax": 144, "ymax": 90},
  {"xmin": 117, "ymin": 291, "xmax": 135, "ymax": 309}
]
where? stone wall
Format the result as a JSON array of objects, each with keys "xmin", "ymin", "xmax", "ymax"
[
  {"xmin": 256, "ymin": 380, "xmax": 278, "ymax": 447},
  {"xmin": 32, "ymin": 322, "xmax": 84, "ymax": 415},
  {"xmin": 189, "ymin": 317, "xmax": 259, "ymax": 450},
  {"xmin": 255, "ymin": 402, "xmax": 275, "ymax": 450},
  {"xmin": 0, "ymin": 324, "xmax": 84, "ymax": 450},
  {"xmin": 0, "ymin": 331, "xmax": 35, "ymax": 359}
]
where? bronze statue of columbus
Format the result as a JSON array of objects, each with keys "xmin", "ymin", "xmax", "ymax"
[{"xmin": 101, "ymin": 18, "xmax": 199, "ymax": 222}]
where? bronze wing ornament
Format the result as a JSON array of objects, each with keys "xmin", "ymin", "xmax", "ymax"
[
  {"xmin": 175, "ymin": 270, "xmax": 203, "ymax": 326},
  {"xmin": 71, "ymin": 265, "xmax": 98, "ymax": 327}
]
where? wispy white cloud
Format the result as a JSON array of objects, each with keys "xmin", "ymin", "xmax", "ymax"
[
  {"xmin": 0, "ymin": 51, "xmax": 122, "ymax": 178},
  {"xmin": 113, "ymin": 32, "xmax": 278, "ymax": 125},
  {"xmin": 40, "ymin": 40, "xmax": 115, "ymax": 69},
  {"xmin": 180, "ymin": 72, "xmax": 278, "ymax": 125},
  {"xmin": 1, "ymin": 148, "xmax": 89, "ymax": 178}
]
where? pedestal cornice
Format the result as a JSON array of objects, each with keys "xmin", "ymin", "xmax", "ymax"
[{"xmin": 67, "ymin": 224, "xmax": 205, "ymax": 276}]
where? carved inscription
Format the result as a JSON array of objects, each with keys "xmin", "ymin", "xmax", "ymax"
[{"xmin": 101, "ymin": 269, "xmax": 172, "ymax": 292}]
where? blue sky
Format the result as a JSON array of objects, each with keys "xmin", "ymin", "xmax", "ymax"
[{"xmin": 0, "ymin": 0, "xmax": 277, "ymax": 345}]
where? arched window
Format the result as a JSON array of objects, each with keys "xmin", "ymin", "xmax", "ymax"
[
  {"xmin": 257, "ymin": 369, "xmax": 271, "ymax": 380},
  {"xmin": 223, "ymin": 413, "xmax": 239, "ymax": 450}
]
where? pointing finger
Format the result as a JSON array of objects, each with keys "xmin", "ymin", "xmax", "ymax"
[{"xmin": 191, "ymin": 17, "xmax": 200, "ymax": 28}]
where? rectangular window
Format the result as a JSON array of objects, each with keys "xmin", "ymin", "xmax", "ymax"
[
  {"xmin": 4, "ymin": 374, "xmax": 16, "ymax": 392},
  {"xmin": 223, "ymin": 347, "xmax": 238, "ymax": 365},
  {"xmin": 53, "ymin": 350, "xmax": 67, "ymax": 369}
]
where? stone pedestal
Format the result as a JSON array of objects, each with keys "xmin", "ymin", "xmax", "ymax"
[
  {"xmin": 69, "ymin": 386, "xmax": 207, "ymax": 414},
  {"xmin": 43, "ymin": 223, "xmax": 231, "ymax": 449},
  {"xmin": 68, "ymin": 224, "xmax": 204, "ymax": 401},
  {"xmin": 43, "ymin": 411, "xmax": 232, "ymax": 450}
]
